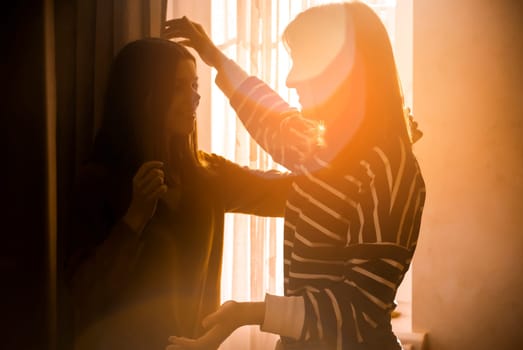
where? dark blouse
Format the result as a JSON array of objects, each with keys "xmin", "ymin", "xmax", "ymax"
[{"xmin": 66, "ymin": 152, "xmax": 293, "ymax": 350}]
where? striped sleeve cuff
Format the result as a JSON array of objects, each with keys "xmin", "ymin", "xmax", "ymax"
[
  {"xmin": 215, "ymin": 57, "xmax": 249, "ymax": 99},
  {"xmin": 260, "ymin": 293, "xmax": 305, "ymax": 340}
]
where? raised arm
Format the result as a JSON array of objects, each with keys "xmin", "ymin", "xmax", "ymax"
[{"xmin": 164, "ymin": 17, "xmax": 321, "ymax": 171}]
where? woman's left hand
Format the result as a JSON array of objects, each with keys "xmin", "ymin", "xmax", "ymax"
[{"xmin": 166, "ymin": 301, "xmax": 243, "ymax": 350}]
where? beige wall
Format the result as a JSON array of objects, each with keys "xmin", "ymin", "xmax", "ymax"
[{"xmin": 412, "ymin": 1, "xmax": 523, "ymax": 349}]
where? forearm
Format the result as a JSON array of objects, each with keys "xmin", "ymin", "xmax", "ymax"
[
  {"xmin": 237, "ymin": 301, "xmax": 266, "ymax": 326},
  {"xmin": 224, "ymin": 167, "xmax": 292, "ymax": 216},
  {"xmin": 219, "ymin": 297, "xmax": 305, "ymax": 336},
  {"xmin": 213, "ymin": 51, "xmax": 322, "ymax": 171},
  {"xmin": 214, "ymin": 55, "xmax": 249, "ymax": 98}
]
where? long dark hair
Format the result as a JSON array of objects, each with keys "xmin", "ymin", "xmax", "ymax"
[
  {"xmin": 348, "ymin": 2, "xmax": 411, "ymax": 146},
  {"xmin": 283, "ymin": 2, "xmax": 413, "ymax": 162},
  {"xmin": 90, "ymin": 38, "xmax": 207, "ymax": 183}
]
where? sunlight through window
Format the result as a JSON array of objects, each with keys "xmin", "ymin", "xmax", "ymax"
[
  {"xmin": 167, "ymin": 1, "xmax": 412, "ymax": 348},
  {"xmin": 208, "ymin": 1, "xmax": 410, "ymax": 348}
]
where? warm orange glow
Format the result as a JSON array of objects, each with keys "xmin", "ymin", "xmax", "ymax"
[
  {"xmin": 199, "ymin": 2, "xmax": 409, "ymax": 348},
  {"xmin": 208, "ymin": 0, "xmax": 407, "ymax": 283}
]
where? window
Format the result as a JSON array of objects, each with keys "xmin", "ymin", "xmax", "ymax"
[{"xmin": 166, "ymin": 1, "xmax": 413, "ymax": 348}]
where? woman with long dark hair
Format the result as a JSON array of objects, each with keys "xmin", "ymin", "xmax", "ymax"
[
  {"xmin": 66, "ymin": 38, "xmax": 292, "ymax": 350},
  {"xmin": 165, "ymin": 2, "xmax": 426, "ymax": 349}
]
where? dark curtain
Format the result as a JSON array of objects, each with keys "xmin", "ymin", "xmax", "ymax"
[
  {"xmin": 3, "ymin": 1, "xmax": 49, "ymax": 348},
  {"xmin": 54, "ymin": 0, "xmax": 166, "ymax": 348}
]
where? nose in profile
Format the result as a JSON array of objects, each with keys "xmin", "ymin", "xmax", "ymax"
[{"xmin": 286, "ymin": 67, "xmax": 299, "ymax": 88}]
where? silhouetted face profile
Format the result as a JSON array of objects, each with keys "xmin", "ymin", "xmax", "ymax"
[
  {"xmin": 167, "ymin": 58, "xmax": 200, "ymax": 135},
  {"xmin": 284, "ymin": 5, "xmax": 356, "ymax": 120}
]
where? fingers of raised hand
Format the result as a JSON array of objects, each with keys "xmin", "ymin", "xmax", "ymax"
[
  {"xmin": 134, "ymin": 166, "xmax": 167, "ymax": 199},
  {"xmin": 143, "ymin": 172, "xmax": 166, "ymax": 199},
  {"xmin": 147, "ymin": 183, "xmax": 168, "ymax": 201},
  {"xmin": 135, "ymin": 161, "xmax": 163, "ymax": 180},
  {"xmin": 164, "ymin": 16, "xmax": 200, "ymax": 39},
  {"xmin": 192, "ymin": 22, "xmax": 207, "ymax": 36}
]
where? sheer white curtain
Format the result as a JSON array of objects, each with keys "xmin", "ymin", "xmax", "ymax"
[
  {"xmin": 167, "ymin": 1, "xmax": 406, "ymax": 349},
  {"xmin": 210, "ymin": 2, "xmax": 323, "ymax": 349}
]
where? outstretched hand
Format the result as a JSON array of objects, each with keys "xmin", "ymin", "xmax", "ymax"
[
  {"xmin": 166, "ymin": 301, "xmax": 243, "ymax": 350},
  {"xmin": 163, "ymin": 16, "xmax": 224, "ymax": 69}
]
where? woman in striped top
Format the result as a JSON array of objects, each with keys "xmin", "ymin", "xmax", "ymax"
[{"xmin": 165, "ymin": 2, "xmax": 425, "ymax": 350}]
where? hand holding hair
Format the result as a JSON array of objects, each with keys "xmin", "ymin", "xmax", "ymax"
[{"xmin": 123, "ymin": 160, "xmax": 167, "ymax": 233}]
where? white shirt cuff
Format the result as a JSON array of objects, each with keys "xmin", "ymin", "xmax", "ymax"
[
  {"xmin": 215, "ymin": 57, "xmax": 249, "ymax": 99},
  {"xmin": 260, "ymin": 293, "xmax": 305, "ymax": 340}
]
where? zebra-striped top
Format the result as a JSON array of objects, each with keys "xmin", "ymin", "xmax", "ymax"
[{"xmin": 217, "ymin": 65, "xmax": 426, "ymax": 350}]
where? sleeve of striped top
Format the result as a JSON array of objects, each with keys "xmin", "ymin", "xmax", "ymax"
[{"xmin": 215, "ymin": 59, "xmax": 321, "ymax": 171}]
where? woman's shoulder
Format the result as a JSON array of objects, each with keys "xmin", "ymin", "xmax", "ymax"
[{"xmin": 198, "ymin": 151, "xmax": 238, "ymax": 173}]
